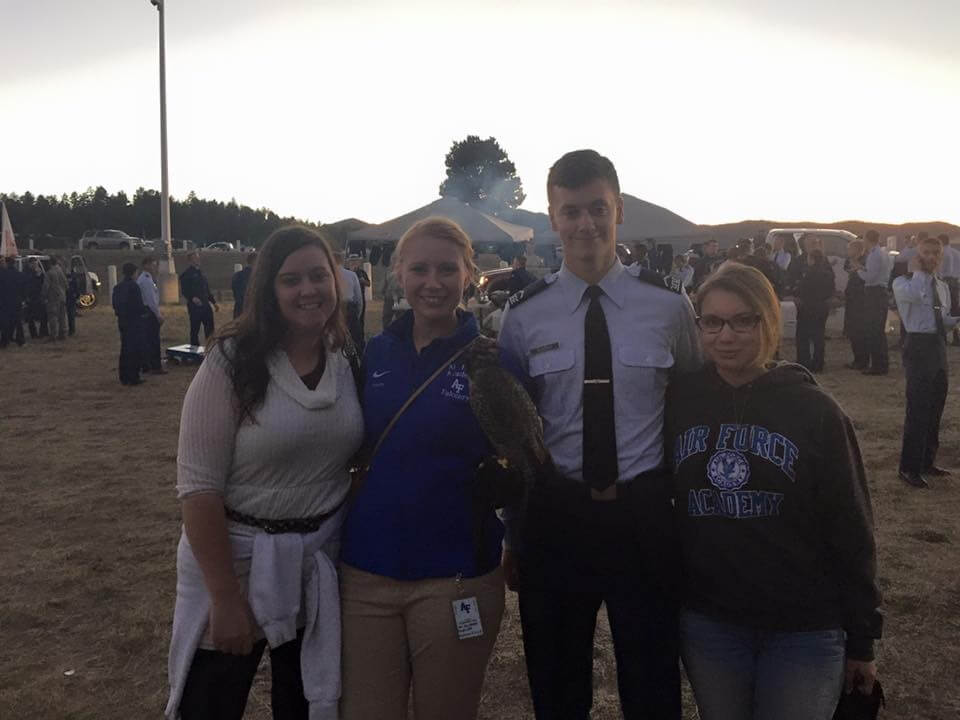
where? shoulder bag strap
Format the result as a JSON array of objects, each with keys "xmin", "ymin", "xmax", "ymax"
[{"xmin": 367, "ymin": 335, "xmax": 479, "ymax": 462}]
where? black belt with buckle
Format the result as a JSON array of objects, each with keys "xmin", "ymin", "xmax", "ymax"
[{"xmin": 225, "ymin": 498, "xmax": 344, "ymax": 534}]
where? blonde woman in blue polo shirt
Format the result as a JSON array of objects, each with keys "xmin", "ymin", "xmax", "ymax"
[{"xmin": 339, "ymin": 217, "xmax": 525, "ymax": 720}]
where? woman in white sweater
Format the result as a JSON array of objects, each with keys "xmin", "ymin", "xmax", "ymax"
[{"xmin": 165, "ymin": 226, "xmax": 364, "ymax": 720}]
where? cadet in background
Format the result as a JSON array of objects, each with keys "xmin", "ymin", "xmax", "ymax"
[
  {"xmin": 179, "ymin": 251, "xmax": 219, "ymax": 347},
  {"xmin": 858, "ymin": 230, "xmax": 893, "ymax": 375},
  {"xmin": 892, "ymin": 235, "xmax": 958, "ymax": 488}
]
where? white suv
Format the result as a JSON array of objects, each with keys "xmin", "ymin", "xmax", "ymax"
[{"xmin": 78, "ymin": 229, "xmax": 144, "ymax": 250}]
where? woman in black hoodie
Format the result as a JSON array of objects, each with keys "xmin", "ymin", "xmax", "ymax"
[{"xmin": 666, "ymin": 263, "xmax": 882, "ymax": 720}]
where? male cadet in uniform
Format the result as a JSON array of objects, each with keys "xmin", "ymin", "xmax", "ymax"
[
  {"xmin": 498, "ymin": 150, "xmax": 702, "ymax": 720},
  {"xmin": 137, "ymin": 256, "xmax": 166, "ymax": 374},
  {"xmin": 178, "ymin": 251, "xmax": 219, "ymax": 347},
  {"xmin": 858, "ymin": 229, "xmax": 893, "ymax": 375},
  {"xmin": 892, "ymin": 235, "xmax": 959, "ymax": 488}
]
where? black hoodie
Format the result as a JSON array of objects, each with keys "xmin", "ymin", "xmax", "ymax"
[{"xmin": 665, "ymin": 362, "xmax": 882, "ymax": 660}]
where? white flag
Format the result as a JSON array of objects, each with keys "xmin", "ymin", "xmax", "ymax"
[{"xmin": 0, "ymin": 201, "xmax": 17, "ymax": 257}]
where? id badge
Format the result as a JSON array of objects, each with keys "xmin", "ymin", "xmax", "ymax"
[{"xmin": 452, "ymin": 596, "xmax": 483, "ymax": 640}]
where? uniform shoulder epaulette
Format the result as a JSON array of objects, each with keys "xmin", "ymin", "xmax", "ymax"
[
  {"xmin": 507, "ymin": 275, "xmax": 555, "ymax": 308},
  {"xmin": 631, "ymin": 266, "xmax": 683, "ymax": 294}
]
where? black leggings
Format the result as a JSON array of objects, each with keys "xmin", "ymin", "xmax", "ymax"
[{"xmin": 179, "ymin": 631, "xmax": 307, "ymax": 720}]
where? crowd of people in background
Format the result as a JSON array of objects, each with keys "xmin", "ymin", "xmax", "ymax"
[{"xmin": 0, "ymin": 253, "xmax": 86, "ymax": 347}]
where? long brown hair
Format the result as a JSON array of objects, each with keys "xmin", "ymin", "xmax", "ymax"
[{"xmin": 211, "ymin": 225, "xmax": 348, "ymax": 424}]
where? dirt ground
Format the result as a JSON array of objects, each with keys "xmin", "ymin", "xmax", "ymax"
[{"xmin": 1, "ymin": 300, "xmax": 958, "ymax": 719}]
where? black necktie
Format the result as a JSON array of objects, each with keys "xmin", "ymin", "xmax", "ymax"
[
  {"xmin": 931, "ymin": 276, "xmax": 947, "ymax": 339},
  {"xmin": 582, "ymin": 286, "xmax": 618, "ymax": 491}
]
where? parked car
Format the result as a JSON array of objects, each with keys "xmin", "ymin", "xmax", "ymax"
[
  {"xmin": 203, "ymin": 241, "xmax": 235, "ymax": 252},
  {"xmin": 13, "ymin": 254, "xmax": 101, "ymax": 308},
  {"xmin": 78, "ymin": 229, "xmax": 144, "ymax": 250},
  {"xmin": 765, "ymin": 228, "xmax": 858, "ymax": 292}
]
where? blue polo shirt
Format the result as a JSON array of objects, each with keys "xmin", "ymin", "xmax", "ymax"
[{"xmin": 341, "ymin": 310, "xmax": 523, "ymax": 580}]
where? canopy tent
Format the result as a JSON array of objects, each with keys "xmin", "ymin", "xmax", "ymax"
[
  {"xmin": 348, "ymin": 197, "xmax": 534, "ymax": 246},
  {"xmin": 532, "ymin": 193, "xmax": 700, "ymax": 246}
]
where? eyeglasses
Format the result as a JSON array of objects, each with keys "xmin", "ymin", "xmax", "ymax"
[{"xmin": 697, "ymin": 313, "xmax": 761, "ymax": 334}]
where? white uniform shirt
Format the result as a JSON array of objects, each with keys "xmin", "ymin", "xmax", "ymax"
[
  {"xmin": 892, "ymin": 271, "xmax": 959, "ymax": 334},
  {"xmin": 499, "ymin": 259, "xmax": 702, "ymax": 483},
  {"xmin": 137, "ymin": 270, "xmax": 161, "ymax": 319}
]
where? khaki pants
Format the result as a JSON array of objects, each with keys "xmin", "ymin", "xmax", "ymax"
[
  {"xmin": 340, "ymin": 563, "xmax": 504, "ymax": 720},
  {"xmin": 46, "ymin": 300, "xmax": 67, "ymax": 340}
]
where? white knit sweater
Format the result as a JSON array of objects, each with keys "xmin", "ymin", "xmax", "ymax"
[{"xmin": 176, "ymin": 341, "xmax": 363, "ymax": 518}]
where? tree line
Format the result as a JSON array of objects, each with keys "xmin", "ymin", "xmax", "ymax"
[
  {"xmin": 0, "ymin": 187, "xmax": 317, "ymax": 248},
  {"xmin": 2, "ymin": 135, "xmax": 528, "ymax": 250}
]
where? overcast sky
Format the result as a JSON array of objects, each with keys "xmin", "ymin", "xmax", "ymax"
[{"xmin": 2, "ymin": 0, "xmax": 958, "ymax": 227}]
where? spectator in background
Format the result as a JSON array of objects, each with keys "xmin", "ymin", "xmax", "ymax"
[
  {"xmin": 231, "ymin": 251, "xmax": 257, "ymax": 318},
  {"xmin": 113, "ymin": 262, "xmax": 146, "ymax": 386},
  {"xmin": 0, "ymin": 256, "xmax": 26, "ymax": 348},
  {"xmin": 349, "ymin": 255, "xmax": 371, "ymax": 339},
  {"xmin": 892, "ymin": 235, "xmax": 958, "ymax": 487},
  {"xmin": 741, "ymin": 243, "xmax": 783, "ymax": 298},
  {"xmin": 380, "ymin": 268, "xmax": 401, "ymax": 329},
  {"xmin": 138, "ymin": 256, "xmax": 166, "ymax": 375},
  {"xmin": 691, "ymin": 238, "xmax": 720, "ymax": 290},
  {"xmin": 844, "ymin": 239, "xmax": 869, "ymax": 370},
  {"xmin": 858, "ymin": 230, "xmax": 893, "ymax": 375},
  {"xmin": 668, "ymin": 253, "xmax": 694, "ymax": 290},
  {"xmin": 336, "ymin": 251, "xmax": 365, "ymax": 351},
  {"xmin": 785, "ymin": 234, "xmax": 821, "ymax": 297},
  {"xmin": 771, "ymin": 234, "xmax": 793, "ymax": 272},
  {"xmin": 506, "ymin": 254, "xmax": 536, "ymax": 295},
  {"xmin": 795, "ymin": 248, "xmax": 836, "ymax": 373},
  {"xmin": 939, "ymin": 234, "xmax": 960, "ymax": 346},
  {"xmin": 65, "ymin": 258, "xmax": 83, "ymax": 337},
  {"xmin": 179, "ymin": 251, "xmax": 219, "ymax": 347},
  {"xmin": 631, "ymin": 243, "xmax": 651, "ymax": 270},
  {"xmin": 42, "ymin": 255, "xmax": 69, "ymax": 342},
  {"xmin": 24, "ymin": 258, "xmax": 47, "ymax": 339}
]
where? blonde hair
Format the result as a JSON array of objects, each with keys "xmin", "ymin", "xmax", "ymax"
[
  {"xmin": 848, "ymin": 239, "xmax": 865, "ymax": 258},
  {"xmin": 696, "ymin": 263, "xmax": 781, "ymax": 366},
  {"xmin": 394, "ymin": 216, "xmax": 479, "ymax": 283}
]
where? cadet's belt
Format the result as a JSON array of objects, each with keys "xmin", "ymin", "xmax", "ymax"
[{"xmin": 225, "ymin": 498, "xmax": 345, "ymax": 534}]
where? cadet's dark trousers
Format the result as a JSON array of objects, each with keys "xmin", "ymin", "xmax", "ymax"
[
  {"xmin": 119, "ymin": 323, "xmax": 143, "ymax": 385},
  {"xmin": 67, "ymin": 299, "xmax": 76, "ymax": 336},
  {"xmin": 795, "ymin": 304, "xmax": 828, "ymax": 372},
  {"xmin": 844, "ymin": 300, "xmax": 868, "ymax": 367},
  {"xmin": 863, "ymin": 286, "xmax": 889, "ymax": 372},
  {"xmin": 517, "ymin": 475, "xmax": 681, "ymax": 720},
  {"xmin": 0, "ymin": 309, "xmax": 25, "ymax": 347},
  {"xmin": 188, "ymin": 303, "xmax": 214, "ymax": 347},
  {"xmin": 27, "ymin": 301, "xmax": 47, "ymax": 338},
  {"xmin": 179, "ymin": 631, "xmax": 307, "ymax": 720},
  {"xmin": 900, "ymin": 333, "xmax": 948, "ymax": 473},
  {"xmin": 141, "ymin": 313, "xmax": 163, "ymax": 371}
]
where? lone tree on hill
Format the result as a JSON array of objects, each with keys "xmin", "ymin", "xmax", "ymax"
[{"xmin": 439, "ymin": 136, "xmax": 526, "ymax": 214}]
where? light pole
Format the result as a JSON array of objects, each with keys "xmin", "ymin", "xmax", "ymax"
[{"xmin": 150, "ymin": 0, "xmax": 178, "ymax": 303}]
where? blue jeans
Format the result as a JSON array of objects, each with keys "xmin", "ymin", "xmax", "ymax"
[{"xmin": 680, "ymin": 611, "xmax": 845, "ymax": 720}]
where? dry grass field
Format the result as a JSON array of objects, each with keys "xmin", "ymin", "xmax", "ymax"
[{"xmin": 1, "ymin": 300, "xmax": 958, "ymax": 719}]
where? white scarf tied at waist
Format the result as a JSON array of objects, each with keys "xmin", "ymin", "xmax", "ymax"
[{"xmin": 165, "ymin": 504, "xmax": 346, "ymax": 720}]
